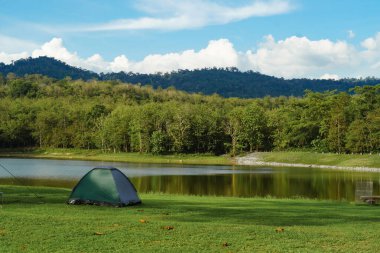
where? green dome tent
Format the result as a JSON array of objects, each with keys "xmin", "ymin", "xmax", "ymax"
[{"xmin": 68, "ymin": 167, "xmax": 141, "ymax": 207}]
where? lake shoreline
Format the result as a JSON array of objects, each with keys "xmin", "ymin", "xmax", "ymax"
[
  {"xmin": 0, "ymin": 148, "xmax": 233, "ymax": 166},
  {"xmin": 1, "ymin": 148, "xmax": 380, "ymax": 172},
  {"xmin": 236, "ymin": 152, "xmax": 380, "ymax": 172},
  {"xmin": 236, "ymin": 153, "xmax": 380, "ymax": 172}
]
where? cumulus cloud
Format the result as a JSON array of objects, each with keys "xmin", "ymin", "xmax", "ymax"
[
  {"xmin": 132, "ymin": 39, "xmax": 239, "ymax": 73},
  {"xmin": 32, "ymin": 38, "xmax": 79, "ymax": 64},
  {"xmin": 31, "ymin": 38, "xmax": 110, "ymax": 73},
  {"xmin": 361, "ymin": 37, "xmax": 377, "ymax": 51},
  {"xmin": 3, "ymin": 33, "xmax": 380, "ymax": 78},
  {"xmin": 24, "ymin": 37, "xmax": 239, "ymax": 73},
  {"xmin": 109, "ymin": 55, "xmax": 130, "ymax": 72},
  {"xmin": 77, "ymin": 0, "xmax": 294, "ymax": 31},
  {"xmin": 245, "ymin": 35, "xmax": 358, "ymax": 78},
  {"xmin": 29, "ymin": 38, "xmax": 96, "ymax": 72}
]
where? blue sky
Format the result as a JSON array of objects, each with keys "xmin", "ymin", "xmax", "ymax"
[{"xmin": 1, "ymin": 0, "xmax": 380, "ymax": 78}]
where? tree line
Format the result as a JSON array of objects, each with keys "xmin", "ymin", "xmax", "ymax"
[{"xmin": 0, "ymin": 74, "xmax": 379, "ymax": 155}]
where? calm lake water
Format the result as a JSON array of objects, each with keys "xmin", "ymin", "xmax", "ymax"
[{"xmin": 0, "ymin": 158, "xmax": 379, "ymax": 201}]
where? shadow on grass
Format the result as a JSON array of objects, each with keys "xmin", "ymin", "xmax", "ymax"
[
  {"xmin": 143, "ymin": 198, "xmax": 380, "ymax": 227},
  {"xmin": 0, "ymin": 185, "xmax": 70, "ymax": 204}
]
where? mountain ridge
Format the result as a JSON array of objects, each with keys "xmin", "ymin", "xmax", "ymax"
[{"xmin": 1, "ymin": 56, "xmax": 379, "ymax": 98}]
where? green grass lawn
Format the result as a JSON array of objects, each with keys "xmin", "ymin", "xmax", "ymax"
[
  {"xmin": 0, "ymin": 185, "xmax": 379, "ymax": 252},
  {"xmin": 0, "ymin": 148, "xmax": 232, "ymax": 165},
  {"xmin": 258, "ymin": 151, "xmax": 380, "ymax": 168}
]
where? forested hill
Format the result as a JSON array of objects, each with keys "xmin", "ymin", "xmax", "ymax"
[
  {"xmin": 100, "ymin": 69, "xmax": 380, "ymax": 98},
  {"xmin": 1, "ymin": 57, "xmax": 379, "ymax": 98},
  {"xmin": 0, "ymin": 57, "xmax": 98, "ymax": 80}
]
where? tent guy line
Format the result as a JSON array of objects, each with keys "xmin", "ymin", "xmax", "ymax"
[{"xmin": 0, "ymin": 161, "xmax": 43, "ymax": 201}]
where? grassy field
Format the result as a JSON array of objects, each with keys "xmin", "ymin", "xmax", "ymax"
[
  {"xmin": 0, "ymin": 186, "xmax": 379, "ymax": 252},
  {"xmin": 257, "ymin": 151, "xmax": 380, "ymax": 168},
  {"xmin": 0, "ymin": 148, "xmax": 232, "ymax": 165}
]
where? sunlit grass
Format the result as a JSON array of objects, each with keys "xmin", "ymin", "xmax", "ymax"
[{"xmin": 0, "ymin": 185, "xmax": 379, "ymax": 252}]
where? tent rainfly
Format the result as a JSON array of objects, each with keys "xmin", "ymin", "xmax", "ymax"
[{"xmin": 68, "ymin": 167, "xmax": 141, "ymax": 207}]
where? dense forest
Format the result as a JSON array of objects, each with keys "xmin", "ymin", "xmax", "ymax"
[
  {"xmin": 0, "ymin": 74, "xmax": 379, "ymax": 155},
  {"xmin": 1, "ymin": 57, "xmax": 380, "ymax": 98}
]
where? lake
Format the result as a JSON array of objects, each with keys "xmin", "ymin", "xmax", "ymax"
[{"xmin": 0, "ymin": 158, "xmax": 379, "ymax": 201}]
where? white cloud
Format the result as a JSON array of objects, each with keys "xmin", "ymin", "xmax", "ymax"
[
  {"xmin": 25, "ymin": 37, "xmax": 239, "ymax": 74},
  {"xmin": 360, "ymin": 32, "xmax": 380, "ymax": 73},
  {"xmin": 109, "ymin": 55, "xmax": 130, "ymax": 72},
  {"xmin": 32, "ymin": 38, "xmax": 79, "ymax": 64},
  {"xmin": 78, "ymin": 0, "xmax": 294, "ymax": 31},
  {"xmin": 0, "ymin": 52, "xmax": 29, "ymax": 64},
  {"xmin": 361, "ymin": 32, "xmax": 380, "ymax": 51},
  {"xmin": 3, "ymin": 33, "xmax": 380, "ymax": 79},
  {"xmin": 361, "ymin": 37, "xmax": 377, "ymax": 51},
  {"xmin": 245, "ymin": 35, "xmax": 358, "ymax": 78},
  {"xmin": 131, "ymin": 39, "xmax": 238, "ymax": 73},
  {"xmin": 31, "ymin": 38, "xmax": 109, "ymax": 72},
  {"xmin": 320, "ymin": 73, "xmax": 340, "ymax": 80}
]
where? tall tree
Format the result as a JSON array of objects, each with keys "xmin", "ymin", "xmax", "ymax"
[
  {"xmin": 225, "ymin": 107, "xmax": 244, "ymax": 156},
  {"xmin": 327, "ymin": 93, "xmax": 351, "ymax": 153},
  {"xmin": 241, "ymin": 103, "xmax": 268, "ymax": 152}
]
